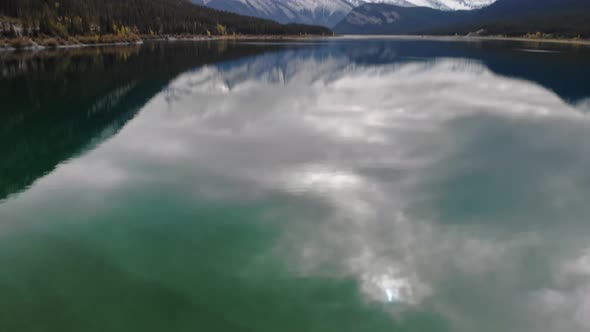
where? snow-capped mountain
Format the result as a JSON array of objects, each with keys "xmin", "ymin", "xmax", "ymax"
[
  {"xmin": 192, "ymin": 0, "xmax": 497, "ymax": 27},
  {"xmin": 400, "ymin": 0, "xmax": 496, "ymax": 10},
  {"xmin": 194, "ymin": 0, "xmax": 355, "ymax": 27}
]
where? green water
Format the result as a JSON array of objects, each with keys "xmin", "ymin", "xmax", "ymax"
[{"xmin": 1, "ymin": 39, "xmax": 590, "ymax": 332}]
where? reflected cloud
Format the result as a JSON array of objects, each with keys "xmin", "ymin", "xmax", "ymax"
[
  {"xmin": 281, "ymin": 165, "xmax": 364, "ymax": 194},
  {"xmin": 2, "ymin": 44, "xmax": 590, "ymax": 332},
  {"xmin": 575, "ymin": 98, "xmax": 590, "ymax": 112},
  {"xmin": 158, "ymin": 54, "xmax": 590, "ymax": 331}
]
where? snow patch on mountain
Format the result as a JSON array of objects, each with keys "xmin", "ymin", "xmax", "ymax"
[
  {"xmin": 194, "ymin": 0, "xmax": 497, "ymax": 27},
  {"xmin": 413, "ymin": 0, "xmax": 496, "ymax": 10}
]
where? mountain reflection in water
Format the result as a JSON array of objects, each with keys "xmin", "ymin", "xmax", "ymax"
[{"xmin": 0, "ymin": 41, "xmax": 287, "ymax": 200}]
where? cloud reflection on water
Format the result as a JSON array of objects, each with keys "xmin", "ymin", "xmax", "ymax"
[
  {"xmin": 3, "ymin": 48, "xmax": 590, "ymax": 332},
  {"xmin": 158, "ymin": 54, "xmax": 590, "ymax": 332}
]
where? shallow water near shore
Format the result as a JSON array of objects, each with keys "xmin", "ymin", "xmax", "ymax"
[{"xmin": 1, "ymin": 38, "xmax": 590, "ymax": 332}]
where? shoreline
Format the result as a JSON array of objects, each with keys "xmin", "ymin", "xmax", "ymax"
[
  {"xmin": 333, "ymin": 34, "xmax": 590, "ymax": 46},
  {"xmin": 467, "ymin": 35, "xmax": 590, "ymax": 46},
  {"xmin": 2, "ymin": 34, "xmax": 589, "ymax": 52},
  {"xmin": 0, "ymin": 34, "xmax": 330, "ymax": 52}
]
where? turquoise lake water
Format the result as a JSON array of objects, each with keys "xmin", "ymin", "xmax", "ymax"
[{"xmin": 1, "ymin": 38, "xmax": 590, "ymax": 331}]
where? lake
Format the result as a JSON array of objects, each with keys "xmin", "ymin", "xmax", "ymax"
[{"xmin": 1, "ymin": 38, "xmax": 590, "ymax": 332}]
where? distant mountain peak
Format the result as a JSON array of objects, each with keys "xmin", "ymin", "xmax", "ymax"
[
  {"xmin": 370, "ymin": 0, "xmax": 496, "ymax": 10},
  {"xmin": 193, "ymin": 0, "xmax": 498, "ymax": 27}
]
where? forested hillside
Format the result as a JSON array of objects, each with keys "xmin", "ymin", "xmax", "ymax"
[
  {"xmin": 439, "ymin": 0, "xmax": 590, "ymax": 37},
  {"xmin": 0, "ymin": 0, "xmax": 332, "ymax": 38}
]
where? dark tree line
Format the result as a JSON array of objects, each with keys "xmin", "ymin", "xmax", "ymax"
[
  {"xmin": 432, "ymin": 11, "xmax": 590, "ymax": 38},
  {"xmin": 474, "ymin": 14, "xmax": 590, "ymax": 38},
  {"xmin": 0, "ymin": 0, "xmax": 333, "ymax": 37}
]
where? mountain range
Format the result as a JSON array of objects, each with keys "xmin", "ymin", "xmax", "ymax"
[
  {"xmin": 333, "ymin": 0, "xmax": 590, "ymax": 37},
  {"xmin": 0, "ymin": 0, "xmax": 332, "ymax": 38},
  {"xmin": 193, "ymin": 0, "xmax": 496, "ymax": 27}
]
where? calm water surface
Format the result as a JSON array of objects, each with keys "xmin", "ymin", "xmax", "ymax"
[{"xmin": 1, "ymin": 38, "xmax": 590, "ymax": 332}]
